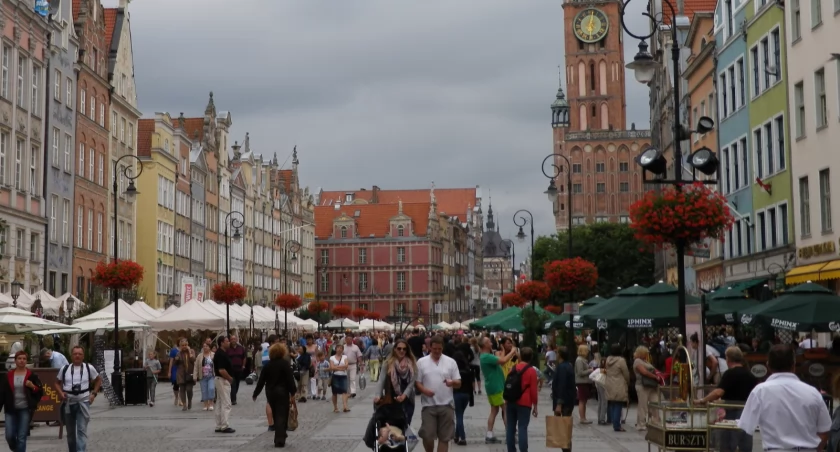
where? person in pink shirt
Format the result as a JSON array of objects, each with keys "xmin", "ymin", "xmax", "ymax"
[{"xmin": 505, "ymin": 347, "xmax": 538, "ymax": 452}]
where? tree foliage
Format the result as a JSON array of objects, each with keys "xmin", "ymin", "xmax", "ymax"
[{"xmin": 533, "ymin": 223, "xmax": 655, "ymax": 299}]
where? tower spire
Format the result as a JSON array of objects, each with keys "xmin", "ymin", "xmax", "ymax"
[
  {"xmin": 551, "ymin": 66, "xmax": 570, "ymax": 128},
  {"xmin": 485, "ymin": 197, "xmax": 495, "ymax": 231}
]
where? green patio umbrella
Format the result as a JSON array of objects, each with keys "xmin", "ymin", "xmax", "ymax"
[
  {"xmin": 593, "ymin": 282, "xmax": 701, "ymax": 329},
  {"xmin": 543, "ymin": 312, "xmax": 585, "ymax": 331},
  {"xmin": 488, "ymin": 305, "xmax": 558, "ymax": 333},
  {"xmin": 470, "ymin": 307, "xmax": 520, "ymax": 330},
  {"xmin": 575, "ymin": 284, "xmax": 648, "ymax": 329},
  {"xmin": 738, "ymin": 283, "xmax": 840, "ymax": 332},
  {"xmin": 578, "ymin": 295, "xmax": 605, "ymax": 314},
  {"xmin": 705, "ymin": 286, "xmax": 759, "ymax": 325}
]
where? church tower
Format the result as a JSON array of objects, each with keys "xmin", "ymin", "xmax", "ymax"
[{"xmin": 550, "ymin": 0, "xmax": 650, "ymax": 232}]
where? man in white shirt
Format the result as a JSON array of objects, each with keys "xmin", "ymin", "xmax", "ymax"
[
  {"xmin": 55, "ymin": 345, "xmax": 101, "ymax": 452},
  {"xmin": 739, "ymin": 344, "xmax": 831, "ymax": 451},
  {"xmin": 416, "ymin": 336, "xmax": 461, "ymax": 452},
  {"xmin": 343, "ymin": 334, "xmax": 363, "ymax": 397}
]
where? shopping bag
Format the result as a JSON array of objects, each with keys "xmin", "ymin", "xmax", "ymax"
[
  {"xmin": 287, "ymin": 400, "xmax": 299, "ymax": 431},
  {"xmin": 546, "ymin": 415, "xmax": 572, "ymax": 449}
]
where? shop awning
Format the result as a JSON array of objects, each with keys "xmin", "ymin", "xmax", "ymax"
[
  {"xmin": 819, "ymin": 260, "xmax": 840, "ymax": 281},
  {"xmin": 785, "ymin": 262, "xmax": 828, "ymax": 285},
  {"xmin": 723, "ymin": 277, "xmax": 767, "ymax": 293}
]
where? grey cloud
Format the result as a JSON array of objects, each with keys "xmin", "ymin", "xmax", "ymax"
[{"xmin": 131, "ymin": 0, "xmax": 654, "ymax": 242}]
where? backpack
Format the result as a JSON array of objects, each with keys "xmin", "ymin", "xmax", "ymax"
[{"xmin": 502, "ymin": 364, "xmax": 531, "ymax": 403}]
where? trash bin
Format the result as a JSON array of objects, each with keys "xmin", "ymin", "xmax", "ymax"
[{"xmin": 124, "ymin": 369, "xmax": 147, "ymax": 405}]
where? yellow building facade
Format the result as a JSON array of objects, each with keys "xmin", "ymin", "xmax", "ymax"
[{"xmin": 136, "ymin": 113, "xmax": 178, "ymax": 308}]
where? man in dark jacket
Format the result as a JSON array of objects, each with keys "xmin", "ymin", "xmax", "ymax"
[
  {"xmin": 551, "ymin": 346, "xmax": 576, "ymax": 452},
  {"xmin": 253, "ymin": 343, "xmax": 297, "ymax": 448}
]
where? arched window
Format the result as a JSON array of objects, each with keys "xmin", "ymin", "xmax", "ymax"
[
  {"xmin": 600, "ymin": 103, "xmax": 609, "ymax": 129},
  {"xmin": 579, "ymin": 104, "xmax": 588, "ymax": 130},
  {"xmin": 397, "ymin": 225, "xmax": 405, "ymax": 237},
  {"xmin": 599, "ymin": 61, "xmax": 608, "ymax": 95},
  {"xmin": 340, "ymin": 226, "xmax": 347, "ymax": 238},
  {"xmin": 577, "ymin": 62, "xmax": 586, "ymax": 97},
  {"xmin": 589, "ymin": 63, "xmax": 596, "ymax": 91}
]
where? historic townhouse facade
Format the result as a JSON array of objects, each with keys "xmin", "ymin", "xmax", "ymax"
[
  {"xmin": 72, "ymin": 0, "xmax": 110, "ymax": 299},
  {"xmin": 228, "ymin": 165, "xmax": 245, "ymax": 286},
  {"xmin": 135, "ymin": 114, "xmax": 176, "ymax": 307},
  {"xmin": 0, "ymin": 2, "xmax": 49, "ymax": 294},
  {"xmin": 785, "ymin": 0, "xmax": 840, "ymax": 290},
  {"xmin": 104, "ymin": 5, "xmax": 139, "ymax": 264},
  {"xmin": 45, "ymin": 0, "xmax": 79, "ymax": 297},
  {"xmin": 189, "ymin": 145, "xmax": 207, "ymax": 281},
  {"xmin": 172, "ymin": 121, "xmax": 191, "ymax": 299}
]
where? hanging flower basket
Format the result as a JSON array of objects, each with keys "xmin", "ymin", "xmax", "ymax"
[
  {"xmin": 212, "ymin": 282, "xmax": 247, "ymax": 305},
  {"xmin": 352, "ymin": 308, "xmax": 369, "ymax": 320},
  {"xmin": 308, "ymin": 301, "xmax": 329, "ymax": 314},
  {"xmin": 332, "ymin": 305, "xmax": 352, "ymax": 318},
  {"xmin": 501, "ymin": 292, "xmax": 527, "ymax": 308},
  {"xmin": 92, "ymin": 260, "xmax": 144, "ymax": 290},
  {"xmin": 545, "ymin": 305, "xmax": 563, "ymax": 315},
  {"xmin": 275, "ymin": 293, "xmax": 302, "ymax": 311},
  {"xmin": 543, "ymin": 257, "xmax": 599, "ymax": 293},
  {"xmin": 366, "ymin": 311, "xmax": 382, "ymax": 321},
  {"xmin": 629, "ymin": 182, "xmax": 735, "ymax": 246},
  {"xmin": 516, "ymin": 280, "xmax": 551, "ymax": 303}
]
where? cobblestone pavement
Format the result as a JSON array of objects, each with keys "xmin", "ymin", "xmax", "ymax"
[{"xmin": 20, "ymin": 377, "xmax": 763, "ymax": 452}]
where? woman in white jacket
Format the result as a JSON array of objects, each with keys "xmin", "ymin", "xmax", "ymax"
[{"xmin": 590, "ymin": 358, "xmax": 609, "ymax": 425}]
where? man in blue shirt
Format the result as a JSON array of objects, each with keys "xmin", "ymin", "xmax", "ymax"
[
  {"xmin": 169, "ymin": 339, "xmax": 182, "ymax": 406},
  {"xmin": 40, "ymin": 348, "xmax": 70, "ymax": 368}
]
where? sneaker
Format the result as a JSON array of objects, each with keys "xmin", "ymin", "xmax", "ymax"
[
  {"xmin": 209, "ymin": 406, "xmax": 214, "ymax": 411},
  {"xmin": 220, "ymin": 428, "xmax": 235, "ymax": 434},
  {"xmin": 268, "ymin": 425, "xmax": 276, "ymax": 432},
  {"xmin": 485, "ymin": 436, "xmax": 500, "ymax": 444}
]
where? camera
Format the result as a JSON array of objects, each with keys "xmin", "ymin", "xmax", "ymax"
[{"xmin": 72, "ymin": 384, "xmax": 81, "ymax": 393}]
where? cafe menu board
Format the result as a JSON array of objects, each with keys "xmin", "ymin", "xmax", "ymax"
[{"xmin": 32, "ymin": 368, "xmax": 62, "ymax": 424}]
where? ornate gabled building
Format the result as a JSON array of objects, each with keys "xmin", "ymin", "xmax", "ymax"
[{"xmin": 480, "ymin": 203, "xmax": 513, "ymax": 314}]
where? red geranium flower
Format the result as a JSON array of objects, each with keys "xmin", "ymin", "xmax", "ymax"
[
  {"xmin": 545, "ymin": 305, "xmax": 563, "ymax": 315},
  {"xmin": 308, "ymin": 301, "xmax": 329, "ymax": 314},
  {"xmin": 332, "ymin": 305, "xmax": 352, "ymax": 318},
  {"xmin": 352, "ymin": 308, "xmax": 368, "ymax": 320},
  {"xmin": 92, "ymin": 260, "xmax": 144, "ymax": 290},
  {"xmin": 212, "ymin": 282, "xmax": 247, "ymax": 305},
  {"xmin": 366, "ymin": 311, "xmax": 382, "ymax": 321},
  {"xmin": 516, "ymin": 280, "xmax": 551, "ymax": 302},
  {"xmin": 275, "ymin": 293, "xmax": 303, "ymax": 311},
  {"xmin": 543, "ymin": 257, "xmax": 598, "ymax": 293},
  {"xmin": 501, "ymin": 292, "xmax": 527, "ymax": 308}
]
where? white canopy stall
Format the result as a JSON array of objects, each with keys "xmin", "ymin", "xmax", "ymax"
[
  {"xmin": 148, "ymin": 299, "xmax": 226, "ymax": 331},
  {"xmin": 358, "ymin": 319, "xmax": 394, "ymax": 331}
]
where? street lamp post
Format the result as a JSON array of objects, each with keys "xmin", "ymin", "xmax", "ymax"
[
  {"xmin": 111, "ymin": 154, "xmax": 143, "ymax": 405},
  {"xmin": 10, "ymin": 279, "xmax": 22, "ymax": 308},
  {"xmin": 513, "ymin": 210, "xmax": 535, "ymax": 290},
  {"xmin": 542, "ymin": 153, "xmax": 575, "ymax": 357},
  {"xmin": 223, "ymin": 211, "xmax": 244, "ymax": 334},
  {"xmin": 620, "ymin": 0, "xmax": 719, "ymax": 339},
  {"xmin": 283, "ymin": 239, "xmax": 302, "ymax": 336}
]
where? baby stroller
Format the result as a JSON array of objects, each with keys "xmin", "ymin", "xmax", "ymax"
[{"xmin": 363, "ymin": 403, "xmax": 408, "ymax": 452}]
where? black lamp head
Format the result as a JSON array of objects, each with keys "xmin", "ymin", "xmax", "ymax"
[
  {"xmin": 637, "ymin": 147, "xmax": 667, "ymax": 175},
  {"xmin": 688, "ymin": 147, "xmax": 720, "ymax": 175}
]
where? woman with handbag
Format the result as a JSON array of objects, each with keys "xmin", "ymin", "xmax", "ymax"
[
  {"xmin": 253, "ymin": 343, "xmax": 297, "ymax": 448},
  {"xmin": 373, "ymin": 339, "xmax": 417, "ymax": 427},
  {"xmin": 589, "ymin": 358, "xmax": 608, "ymax": 425},
  {"xmin": 604, "ymin": 344, "xmax": 630, "ymax": 432},
  {"xmin": 196, "ymin": 343, "xmax": 216, "ymax": 411},
  {"xmin": 574, "ymin": 344, "xmax": 593, "ymax": 424},
  {"xmin": 633, "ymin": 346, "xmax": 660, "ymax": 430},
  {"xmin": 0, "ymin": 351, "xmax": 42, "ymax": 452},
  {"xmin": 174, "ymin": 339, "xmax": 196, "ymax": 411}
]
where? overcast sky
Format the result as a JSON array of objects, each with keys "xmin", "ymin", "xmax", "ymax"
[{"xmin": 128, "ymin": 0, "xmax": 651, "ymax": 244}]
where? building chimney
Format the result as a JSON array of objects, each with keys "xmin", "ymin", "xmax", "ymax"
[{"xmin": 372, "ymin": 185, "xmax": 380, "ymax": 204}]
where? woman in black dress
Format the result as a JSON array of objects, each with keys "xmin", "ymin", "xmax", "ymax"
[{"xmin": 253, "ymin": 343, "xmax": 297, "ymax": 448}]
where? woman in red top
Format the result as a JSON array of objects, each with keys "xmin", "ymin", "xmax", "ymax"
[{"xmin": 505, "ymin": 347, "xmax": 538, "ymax": 452}]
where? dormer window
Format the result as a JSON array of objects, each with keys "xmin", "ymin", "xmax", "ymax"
[
  {"xmin": 340, "ymin": 226, "xmax": 348, "ymax": 238},
  {"xmin": 345, "ymin": 193, "xmax": 353, "ymax": 202},
  {"xmin": 397, "ymin": 225, "xmax": 405, "ymax": 237}
]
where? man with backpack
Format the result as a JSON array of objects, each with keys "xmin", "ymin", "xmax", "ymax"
[
  {"xmin": 55, "ymin": 345, "xmax": 102, "ymax": 452},
  {"xmin": 503, "ymin": 347, "xmax": 538, "ymax": 452}
]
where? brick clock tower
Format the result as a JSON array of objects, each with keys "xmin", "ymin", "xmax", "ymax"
[{"xmin": 551, "ymin": 0, "xmax": 651, "ymax": 231}]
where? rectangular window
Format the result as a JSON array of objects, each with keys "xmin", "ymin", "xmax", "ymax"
[
  {"xmin": 799, "ymin": 176, "xmax": 812, "ymax": 236},
  {"xmin": 754, "ymin": 129, "xmax": 763, "ymax": 178},
  {"xmin": 816, "ymin": 68, "xmax": 827, "ymax": 128},
  {"xmin": 595, "ymin": 163, "xmax": 605, "ymax": 173},
  {"xmin": 725, "ymin": 0, "xmax": 734, "ymax": 37},
  {"xmin": 761, "ymin": 38, "xmax": 770, "ymax": 91},
  {"xmin": 572, "ymin": 164, "xmax": 582, "ymax": 173},
  {"xmin": 732, "ymin": 141, "xmax": 741, "ymax": 190},
  {"xmin": 573, "ymin": 183, "xmax": 582, "ymax": 193},
  {"xmin": 795, "ymin": 82, "xmax": 806, "ymax": 138},
  {"xmin": 16, "ymin": 57, "xmax": 25, "ymax": 107},
  {"xmin": 619, "ymin": 162, "xmax": 629, "ymax": 172},
  {"xmin": 97, "ymin": 154, "xmax": 103, "ymax": 185},
  {"xmin": 89, "ymin": 96, "xmax": 94, "ymax": 119},
  {"xmin": 76, "ymin": 206, "xmax": 83, "ymax": 248},
  {"xmin": 30, "ymin": 147, "xmax": 37, "ymax": 195},
  {"xmin": 88, "ymin": 148, "xmax": 94, "ymax": 180},
  {"xmin": 740, "ymin": 137, "xmax": 748, "ymax": 187},
  {"xmin": 31, "ymin": 65, "xmax": 40, "ymax": 115},
  {"xmin": 0, "ymin": 46, "xmax": 8, "ymax": 98},
  {"xmin": 0, "ymin": 228, "xmax": 5, "ymax": 256},
  {"xmin": 78, "ymin": 143, "xmax": 84, "ymax": 174},
  {"xmin": 50, "ymin": 195, "xmax": 58, "ymax": 242},
  {"xmin": 80, "ymin": 89, "xmax": 85, "ymax": 114},
  {"xmin": 320, "ymin": 249, "xmax": 329, "ymax": 266},
  {"xmin": 771, "ymin": 29, "xmax": 781, "ymax": 84},
  {"xmin": 320, "ymin": 273, "xmax": 329, "ymax": 292},
  {"xmin": 735, "ymin": 221, "xmax": 743, "ymax": 256},
  {"xmin": 54, "ymin": 69, "xmax": 60, "ymax": 100},
  {"xmin": 15, "ymin": 229, "xmax": 24, "ymax": 258},
  {"xmin": 359, "ymin": 248, "xmax": 367, "ymax": 264},
  {"xmin": 792, "ymin": 0, "xmax": 802, "ymax": 40},
  {"xmin": 720, "ymin": 72, "xmax": 729, "ymax": 117},
  {"xmin": 359, "ymin": 273, "xmax": 368, "ymax": 291},
  {"xmin": 737, "ymin": 58, "xmax": 746, "ymax": 106},
  {"xmin": 62, "ymin": 199, "xmax": 70, "ymax": 244},
  {"xmin": 63, "ymin": 133, "xmax": 72, "ymax": 171},
  {"xmin": 128, "ymin": 123, "xmax": 134, "ymax": 146},
  {"xmin": 397, "ymin": 272, "xmax": 406, "ymax": 292},
  {"xmin": 14, "ymin": 139, "xmax": 23, "ymax": 191},
  {"xmin": 65, "ymin": 77, "xmax": 72, "ymax": 105},
  {"xmin": 769, "ymin": 206, "xmax": 778, "ymax": 248},
  {"xmin": 780, "ymin": 203, "xmax": 789, "ymax": 245},
  {"xmin": 99, "ymin": 104, "xmax": 104, "ymax": 126},
  {"xmin": 619, "ymin": 182, "xmax": 629, "ymax": 192},
  {"xmin": 813, "ymin": 0, "xmax": 823, "ymax": 27},
  {"xmin": 764, "ymin": 123, "xmax": 774, "ymax": 174},
  {"xmin": 87, "ymin": 209, "xmax": 93, "ymax": 251},
  {"xmin": 751, "ymin": 47, "xmax": 760, "ymax": 97},
  {"xmin": 757, "ymin": 211, "xmax": 767, "ymax": 251},
  {"xmin": 820, "ymin": 169, "xmax": 832, "ymax": 232},
  {"xmin": 30, "ymin": 233, "xmax": 37, "ymax": 261},
  {"xmin": 722, "ymin": 148, "xmax": 731, "ymax": 193},
  {"xmin": 596, "ymin": 182, "xmax": 605, "ymax": 193},
  {"xmin": 775, "ymin": 116, "xmax": 785, "ymax": 170},
  {"xmin": 112, "ymin": 112, "xmax": 118, "ymax": 137},
  {"xmin": 120, "ymin": 118, "xmax": 126, "ymax": 142},
  {"xmin": 51, "ymin": 127, "xmax": 60, "ymax": 167},
  {"xmin": 97, "ymin": 213, "xmax": 103, "ymax": 253},
  {"xmin": 728, "ymin": 66, "xmax": 736, "ymax": 111},
  {"xmin": 397, "ymin": 247, "xmax": 406, "ymax": 263},
  {"xmin": 0, "ymin": 132, "xmax": 5, "ymax": 185}
]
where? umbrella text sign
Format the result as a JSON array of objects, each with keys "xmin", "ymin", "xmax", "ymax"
[{"xmin": 626, "ymin": 318, "xmax": 654, "ymax": 329}]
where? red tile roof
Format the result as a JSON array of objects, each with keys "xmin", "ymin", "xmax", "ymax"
[
  {"xmin": 661, "ymin": 0, "xmax": 717, "ymax": 24},
  {"xmin": 137, "ymin": 119, "xmax": 154, "ymax": 157},
  {"xmin": 103, "ymin": 8, "xmax": 118, "ymax": 49},
  {"xmin": 320, "ymin": 187, "xmax": 476, "ymax": 221},
  {"xmin": 277, "ymin": 169, "xmax": 293, "ymax": 194},
  {"xmin": 315, "ymin": 202, "xmax": 431, "ymax": 239},
  {"xmin": 171, "ymin": 117, "xmax": 205, "ymax": 141}
]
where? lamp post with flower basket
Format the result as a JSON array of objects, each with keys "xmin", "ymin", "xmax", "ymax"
[
  {"xmin": 212, "ymin": 282, "xmax": 247, "ymax": 333},
  {"xmin": 222, "ymin": 211, "xmax": 245, "ymax": 334},
  {"xmin": 275, "ymin": 293, "xmax": 303, "ymax": 337},
  {"xmin": 308, "ymin": 300, "xmax": 329, "ymax": 331},
  {"xmin": 515, "ymin": 280, "xmax": 551, "ymax": 361},
  {"xmin": 543, "ymin": 257, "xmax": 599, "ymax": 360}
]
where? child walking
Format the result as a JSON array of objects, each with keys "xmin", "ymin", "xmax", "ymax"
[{"xmin": 315, "ymin": 351, "xmax": 331, "ymax": 400}]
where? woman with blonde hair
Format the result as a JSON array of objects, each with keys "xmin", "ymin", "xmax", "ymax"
[
  {"xmin": 373, "ymin": 338, "xmax": 418, "ymax": 427},
  {"xmin": 253, "ymin": 343, "xmax": 297, "ymax": 448},
  {"xmin": 574, "ymin": 344, "xmax": 593, "ymax": 424},
  {"xmin": 633, "ymin": 345, "xmax": 660, "ymax": 430}
]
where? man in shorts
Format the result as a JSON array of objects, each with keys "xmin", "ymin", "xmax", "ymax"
[
  {"xmin": 415, "ymin": 336, "xmax": 461, "ymax": 452},
  {"xmin": 479, "ymin": 336, "xmax": 516, "ymax": 443}
]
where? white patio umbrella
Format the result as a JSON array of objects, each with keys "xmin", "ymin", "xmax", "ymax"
[
  {"xmin": 358, "ymin": 319, "xmax": 394, "ymax": 331},
  {"xmin": 0, "ymin": 312, "xmax": 78, "ymax": 333},
  {"xmin": 324, "ymin": 318, "xmax": 360, "ymax": 330},
  {"xmin": 449, "ymin": 321, "xmax": 468, "ymax": 330},
  {"xmin": 36, "ymin": 317, "xmax": 148, "ymax": 335},
  {"xmin": 0, "ymin": 306, "xmax": 36, "ymax": 316}
]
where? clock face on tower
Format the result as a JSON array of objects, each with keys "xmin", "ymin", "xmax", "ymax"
[{"xmin": 573, "ymin": 8, "xmax": 609, "ymax": 43}]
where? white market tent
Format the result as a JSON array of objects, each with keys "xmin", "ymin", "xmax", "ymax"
[
  {"xmin": 37, "ymin": 313, "xmax": 148, "ymax": 335},
  {"xmin": 358, "ymin": 319, "xmax": 394, "ymax": 331},
  {"xmin": 132, "ymin": 301, "xmax": 162, "ymax": 319},
  {"xmin": 200, "ymin": 300, "xmax": 256, "ymax": 329},
  {"xmin": 448, "ymin": 321, "xmax": 469, "ymax": 330},
  {"xmin": 324, "ymin": 318, "xmax": 360, "ymax": 330},
  {"xmin": 148, "ymin": 299, "xmax": 225, "ymax": 331},
  {"xmin": 298, "ymin": 318, "xmax": 319, "ymax": 330},
  {"xmin": 74, "ymin": 299, "xmax": 155, "ymax": 324}
]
